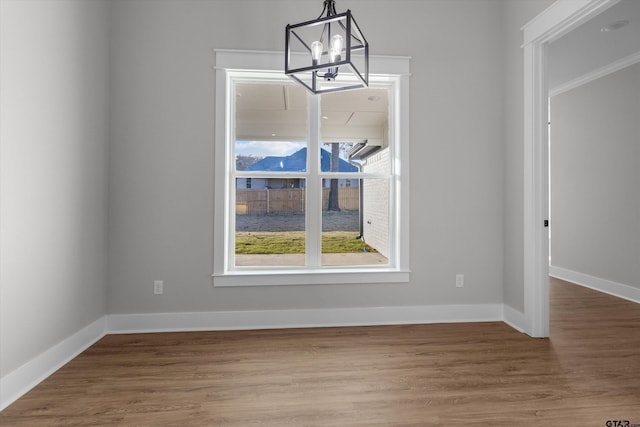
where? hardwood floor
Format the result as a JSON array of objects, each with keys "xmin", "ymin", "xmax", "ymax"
[{"xmin": 1, "ymin": 278, "xmax": 639, "ymax": 426}]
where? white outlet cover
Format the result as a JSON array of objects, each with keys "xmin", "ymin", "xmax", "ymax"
[{"xmin": 153, "ymin": 280, "xmax": 163, "ymax": 294}]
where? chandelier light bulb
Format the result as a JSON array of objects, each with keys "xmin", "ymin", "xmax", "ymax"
[
  {"xmin": 311, "ymin": 41, "xmax": 323, "ymax": 65},
  {"xmin": 330, "ymin": 34, "xmax": 343, "ymax": 62}
]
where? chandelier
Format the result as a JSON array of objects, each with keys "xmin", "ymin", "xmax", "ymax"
[{"xmin": 285, "ymin": 0, "xmax": 369, "ymax": 94}]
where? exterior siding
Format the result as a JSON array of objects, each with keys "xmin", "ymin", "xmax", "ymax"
[{"xmin": 362, "ymin": 148, "xmax": 390, "ymax": 258}]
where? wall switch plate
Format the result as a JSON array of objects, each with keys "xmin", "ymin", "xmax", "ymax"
[
  {"xmin": 455, "ymin": 274, "xmax": 464, "ymax": 288},
  {"xmin": 153, "ymin": 280, "xmax": 163, "ymax": 295}
]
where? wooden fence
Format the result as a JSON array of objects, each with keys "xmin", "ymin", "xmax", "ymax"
[{"xmin": 236, "ymin": 188, "xmax": 359, "ymax": 215}]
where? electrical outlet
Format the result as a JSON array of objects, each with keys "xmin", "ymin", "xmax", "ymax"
[
  {"xmin": 153, "ymin": 280, "xmax": 163, "ymax": 295},
  {"xmin": 455, "ymin": 274, "xmax": 464, "ymax": 288}
]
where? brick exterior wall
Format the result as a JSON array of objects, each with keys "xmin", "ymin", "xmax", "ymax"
[{"xmin": 362, "ymin": 148, "xmax": 390, "ymax": 258}]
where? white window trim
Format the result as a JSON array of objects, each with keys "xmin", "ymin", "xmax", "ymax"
[{"xmin": 212, "ymin": 49, "xmax": 411, "ymax": 287}]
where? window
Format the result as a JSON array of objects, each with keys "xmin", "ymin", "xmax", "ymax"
[{"xmin": 213, "ymin": 50, "xmax": 410, "ymax": 286}]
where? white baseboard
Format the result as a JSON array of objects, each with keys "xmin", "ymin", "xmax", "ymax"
[
  {"xmin": 0, "ymin": 317, "xmax": 107, "ymax": 411},
  {"xmin": 550, "ymin": 266, "xmax": 640, "ymax": 304},
  {"xmin": 2, "ymin": 303, "xmax": 514, "ymax": 412},
  {"xmin": 107, "ymin": 304, "xmax": 505, "ymax": 334},
  {"xmin": 502, "ymin": 305, "xmax": 526, "ymax": 333}
]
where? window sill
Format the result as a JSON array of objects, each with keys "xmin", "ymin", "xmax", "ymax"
[{"xmin": 212, "ymin": 268, "xmax": 410, "ymax": 287}]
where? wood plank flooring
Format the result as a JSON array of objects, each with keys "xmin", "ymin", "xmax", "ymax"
[{"xmin": 1, "ymin": 278, "xmax": 639, "ymax": 426}]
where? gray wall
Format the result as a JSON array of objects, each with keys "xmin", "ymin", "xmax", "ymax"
[
  {"xmin": 0, "ymin": 0, "xmax": 110, "ymax": 376},
  {"xmin": 0, "ymin": 0, "xmax": 556, "ymax": 380},
  {"xmin": 502, "ymin": 0, "xmax": 556, "ymax": 312},
  {"xmin": 550, "ymin": 63, "xmax": 640, "ymax": 288},
  {"xmin": 107, "ymin": 0, "xmax": 513, "ymax": 314},
  {"xmin": 547, "ymin": 0, "xmax": 640, "ymax": 91}
]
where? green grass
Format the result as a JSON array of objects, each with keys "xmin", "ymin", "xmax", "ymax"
[{"xmin": 235, "ymin": 231, "xmax": 377, "ymax": 254}]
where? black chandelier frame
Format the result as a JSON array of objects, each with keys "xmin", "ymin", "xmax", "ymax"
[{"xmin": 285, "ymin": 0, "xmax": 369, "ymax": 94}]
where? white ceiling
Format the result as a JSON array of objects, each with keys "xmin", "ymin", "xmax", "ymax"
[
  {"xmin": 548, "ymin": 0, "xmax": 640, "ymax": 89},
  {"xmin": 235, "ymin": 83, "xmax": 388, "ymax": 144}
]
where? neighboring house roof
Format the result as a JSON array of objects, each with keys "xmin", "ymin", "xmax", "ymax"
[{"xmin": 247, "ymin": 147, "xmax": 358, "ymax": 172}]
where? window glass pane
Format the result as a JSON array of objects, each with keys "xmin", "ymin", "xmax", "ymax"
[
  {"xmin": 321, "ymin": 178, "xmax": 389, "ymax": 266},
  {"xmin": 216, "ymin": 57, "xmax": 410, "ymax": 285},
  {"xmin": 320, "ymin": 88, "xmax": 389, "ymax": 173},
  {"xmin": 235, "ymin": 179, "xmax": 306, "ymax": 267},
  {"xmin": 235, "ymin": 82, "xmax": 308, "ymax": 172}
]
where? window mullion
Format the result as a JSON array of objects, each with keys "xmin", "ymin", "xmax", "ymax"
[
  {"xmin": 227, "ymin": 75, "xmax": 237, "ymax": 271},
  {"xmin": 306, "ymin": 94, "xmax": 322, "ymax": 267}
]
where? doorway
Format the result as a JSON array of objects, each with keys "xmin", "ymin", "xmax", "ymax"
[{"xmin": 522, "ymin": 0, "xmax": 640, "ymax": 338}]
